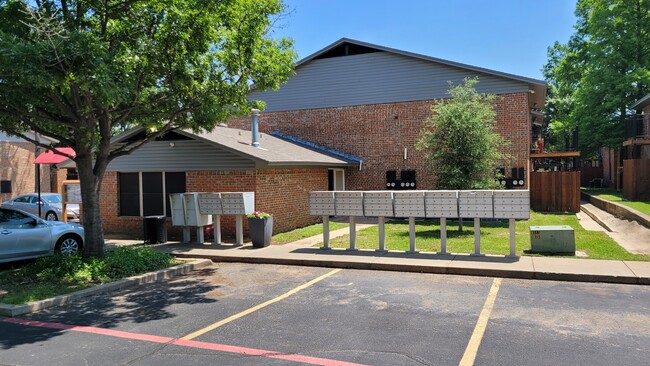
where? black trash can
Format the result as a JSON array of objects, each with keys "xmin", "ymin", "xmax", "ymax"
[{"xmin": 143, "ymin": 216, "xmax": 167, "ymax": 244}]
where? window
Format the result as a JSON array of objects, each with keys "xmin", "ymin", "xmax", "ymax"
[
  {"xmin": 0, "ymin": 180, "xmax": 11, "ymax": 193},
  {"xmin": 118, "ymin": 172, "xmax": 186, "ymax": 217}
]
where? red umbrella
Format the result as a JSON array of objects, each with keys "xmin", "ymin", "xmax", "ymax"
[
  {"xmin": 34, "ymin": 147, "xmax": 75, "ymax": 164},
  {"xmin": 33, "ymin": 147, "xmax": 76, "ymax": 218}
]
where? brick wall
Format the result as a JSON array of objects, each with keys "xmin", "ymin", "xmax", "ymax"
[
  {"xmin": 0, "ymin": 141, "xmax": 50, "ymax": 202},
  {"xmin": 99, "ymin": 167, "xmax": 328, "ymax": 241},
  {"xmin": 255, "ymin": 168, "xmax": 327, "ymax": 233},
  {"xmin": 229, "ymin": 92, "xmax": 531, "ymax": 190}
]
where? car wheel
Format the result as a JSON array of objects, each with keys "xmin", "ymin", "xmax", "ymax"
[
  {"xmin": 56, "ymin": 235, "xmax": 82, "ymax": 256},
  {"xmin": 45, "ymin": 211, "xmax": 58, "ymax": 221}
]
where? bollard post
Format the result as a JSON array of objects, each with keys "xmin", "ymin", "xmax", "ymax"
[
  {"xmin": 321, "ymin": 216, "xmax": 331, "ymax": 250},
  {"xmin": 196, "ymin": 227, "xmax": 204, "ymax": 243}
]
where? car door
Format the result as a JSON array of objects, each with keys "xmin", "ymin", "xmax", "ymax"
[
  {"xmin": 0, "ymin": 208, "xmax": 52, "ymax": 261},
  {"xmin": 10, "ymin": 195, "xmax": 38, "ymax": 216}
]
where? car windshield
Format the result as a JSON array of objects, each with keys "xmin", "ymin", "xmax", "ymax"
[{"xmin": 42, "ymin": 195, "xmax": 62, "ymax": 204}]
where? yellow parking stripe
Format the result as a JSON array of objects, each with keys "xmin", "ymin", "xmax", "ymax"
[
  {"xmin": 459, "ymin": 278, "xmax": 502, "ymax": 366},
  {"xmin": 180, "ymin": 268, "xmax": 342, "ymax": 340}
]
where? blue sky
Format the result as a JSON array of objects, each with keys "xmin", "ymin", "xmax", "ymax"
[{"xmin": 269, "ymin": 1, "xmax": 578, "ymax": 80}]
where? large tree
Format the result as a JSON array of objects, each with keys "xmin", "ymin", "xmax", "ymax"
[
  {"xmin": 544, "ymin": 0, "xmax": 650, "ymax": 153},
  {"xmin": 417, "ymin": 77, "xmax": 504, "ymax": 190},
  {"xmin": 0, "ymin": 0, "xmax": 296, "ymax": 257}
]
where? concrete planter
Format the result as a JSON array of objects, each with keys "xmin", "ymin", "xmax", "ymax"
[{"xmin": 248, "ymin": 217, "xmax": 273, "ymax": 248}]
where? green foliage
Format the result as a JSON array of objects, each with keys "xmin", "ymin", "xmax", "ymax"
[
  {"xmin": 544, "ymin": 0, "xmax": 650, "ymax": 153},
  {"xmin": 0, "ymin": 247, "xmax": 175, "ymax": 304},
  {"xmin": 417, "ymin": 77, "xmax": 505, "ymax": 189},
  {"xmin": 0, "ymin": 0, "xmax": 296, "ymax": 256},
  {"xmin": 582, "ymin": 187, "xmax": 650, "ymax": 216}
]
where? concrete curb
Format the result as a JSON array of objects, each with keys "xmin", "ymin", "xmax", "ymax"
[
  {"xmin": 582, "ymin": 192, "xmax": 650, "ymax": 229},
  {"xmin": 169, "ymin": 252, "xmax": 648, "ymax": 286},
  {"xmin": 0, "ymin": 259, "xmax": 213, "ymax": 317}
]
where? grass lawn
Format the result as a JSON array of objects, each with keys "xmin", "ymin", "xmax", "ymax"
[
  {"xmin": 582, "ymin": 187, "xmax": 650, "ymax": 216},
  {"xmin": 326, "ymin": 211, "xmax": 649, "ymax": 261},
  {"xmin": 0, "ymin": 246, "xmax": 177, "ymax": 305},
  {"xmin": 272, "ymin": 221, "xmax": 348, "ymax": 244}
]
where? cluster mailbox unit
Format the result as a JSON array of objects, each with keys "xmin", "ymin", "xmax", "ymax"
[
  {"xmin": 458, "ymin": 190, "xmax": 494, "ymax": 256},
  {"xmin": 363, "ymin": 191, "xmax": 394, "ymax": 251},
  {"xmin": 197, "ymin": 192, "xmax": 255, "ymax": 246},
  {"xmin": 333, "ymin": 192, "xmax": 364, "ymax": 250},
  {"xmin": 424, "ymin": 191, "xmax": 458, "ymax": 254},
  {"xmin": 308, "ymin": 190, "xmax": 530, "ymax": 257},
  {"xmin": 170, "ymin": 192, "xmax": 254, "ymax": 245},
  {"xmin": 170, "ymin": 193, "xmax": 213, "ymax": 243},
  {"xmin": 393, "ymin": 191, "xmax": 426, "ymax": 253}
]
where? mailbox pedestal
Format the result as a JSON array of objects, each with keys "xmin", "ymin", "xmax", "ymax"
[
  {"xmin": 309, "ymin": 192, "xmax": 336, "ymax": 249},
  {"xmin": 363, "ymin": 191, "xmax": 394, "ymax": 251},
  {"xmin": 334, "ymin": 191, "xmax": 364, "ymax": 251}
]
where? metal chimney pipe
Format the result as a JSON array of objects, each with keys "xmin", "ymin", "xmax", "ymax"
[{"xmin": 251, "ymin": 109, "xmax": 261, "ymax": 148}]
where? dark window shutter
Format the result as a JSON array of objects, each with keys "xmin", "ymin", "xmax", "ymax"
[
  {"xmin": 164, "ymin": 172, "xmax": 186, "ymax": 217},
  {"xmin": 119, "ymin": 173, "xmax": 140, "ymax": 216}
]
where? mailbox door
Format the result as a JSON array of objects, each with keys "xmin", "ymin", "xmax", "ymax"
[
  {"xmin": 334, "ymin": 191, "xmax": 364, "ymax": 216},
  {"xmin": 393, "ymin": 191, "xmax": 425, "ymax": 217},
  {"xmin": 363, "ymin": 191, "xmax": 394, "ymax": 217},
  {"xmin": 493, "ymin": 190, "xmax": 530, "ymax": 219},
  {"xmin": 309, "ymin": 191, "xmax": 336, "ymax": 216},
  {"xmin": 169, "ymin": 193, "xmax": 186, "ymax": 226},
  {"xmin": 198, "ymin": 193, "xmax": 223, "ymax": 215},
  {"xmin": 425, "ymin": 190, "xmax": 458, "ymax": 218},
  {"xmin": 458, "ymin": 190, "xmax": 493, "ymax": 218}
]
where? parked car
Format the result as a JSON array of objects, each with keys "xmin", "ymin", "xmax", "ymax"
[
  {"xmin": 0, "ymin": 207, "xmax": 84, "ymax": 263},
  {"xmin": 1, "ymin": 193, "xmax": 80, "ymax": 222}
]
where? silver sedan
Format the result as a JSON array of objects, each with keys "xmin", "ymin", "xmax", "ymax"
[
  {"xmin": 0, "ymin": 207, "xmax": 84, "ymax": 263},
  {"xmin": 1, "ymin": 193, "xmax": 79, "ymax": 222}
]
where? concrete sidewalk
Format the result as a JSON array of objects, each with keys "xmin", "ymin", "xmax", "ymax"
[{"xmin": 146, "ymin": 226, "xmax": 650, "ymax": 285}]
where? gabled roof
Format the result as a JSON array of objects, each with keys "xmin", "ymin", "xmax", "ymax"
[
  {"xmin": 185, "ymin": 126, "xmax": 354, "ymax": 167},
  {"xmin": 103, "ymin": 125, "xmax": 353, "ymax": 168},
  {"xmin": 293, "ymin": 38, "xmax": 547, "ymax": 108}
]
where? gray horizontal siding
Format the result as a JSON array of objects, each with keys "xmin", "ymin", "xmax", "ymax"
[
  {"xmin": 249, "ymin": 52, "xmax": 529, "ymax": 112},
  {"xmin": 107, "ymin": 140, "xmax": 255, "ymax": 172}
]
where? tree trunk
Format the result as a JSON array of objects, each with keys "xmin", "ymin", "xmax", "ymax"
[{"xmin": 76, "ymin": 153, "xmax": 105, "ymax": 258}]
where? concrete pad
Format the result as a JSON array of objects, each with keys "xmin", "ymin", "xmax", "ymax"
[{"xmin": 532, "ymin": 257, "xmax": 638, "ymax": 284}]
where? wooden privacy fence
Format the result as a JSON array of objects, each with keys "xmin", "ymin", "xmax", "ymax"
[
  {"xmin": 529, "ymin": 171, "xmax": 580, "ymax": 213},
  {"xmin": 309, "ymin": 190, "xmax": 530, "ymax": 257},
  {"xmin": 623, "ymin": 159, "xmax": 650, "ymax": 201}
]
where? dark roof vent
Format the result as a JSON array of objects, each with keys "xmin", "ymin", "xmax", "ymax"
[{"xmin": 313, "ymin": 42, "xmax": 380, "ymax": 60}]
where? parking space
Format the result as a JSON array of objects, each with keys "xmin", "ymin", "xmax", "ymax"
[{"xmin": 2, "ymin": 263, "xmax": 650, "ymax": 365}]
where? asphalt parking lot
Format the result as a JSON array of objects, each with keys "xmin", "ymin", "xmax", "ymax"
[{"xmin": 1, "ymin": 263, "xmax": 650, "ymax": 366}]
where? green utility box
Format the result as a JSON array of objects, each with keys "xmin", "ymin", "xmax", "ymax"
[{"xmin": 529, "ymin": 226, "xmax": 575, "ymax": 255}]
